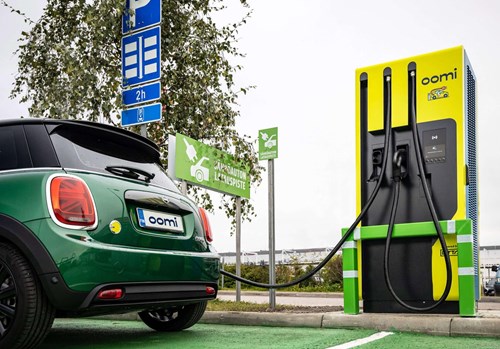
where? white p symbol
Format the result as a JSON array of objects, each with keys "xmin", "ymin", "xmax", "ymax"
[{"xmin": 129, "ymin": 0, "xmax": 151, "ymax": 28}]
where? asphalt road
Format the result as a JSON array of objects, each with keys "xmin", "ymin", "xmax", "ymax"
[
  {"xmin": 217, "ymin": 291, "xmax": 500, "ymax": 310},
  {"xmin": 40, "ymin": 320, "xmax": 500, "ymax": 349}
]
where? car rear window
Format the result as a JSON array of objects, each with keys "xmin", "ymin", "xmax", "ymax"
[{"xmin": 49, "ymin": 124, "xmax": 179, "ymax": 193}]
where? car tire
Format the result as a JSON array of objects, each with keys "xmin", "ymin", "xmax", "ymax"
[
  {"xmin": 0, "ymin": 243, "xmax": 55, "ymax": 349},
  {"xmin": 139, "ymin": 301, "xmax": 207, "ymax": 332}
]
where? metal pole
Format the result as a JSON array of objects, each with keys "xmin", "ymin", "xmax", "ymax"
[
  {"xmin": 180, "ymin": 181, "xmax": 188, "ymax": 195},
  {"xmin": 235, "ymin": 196, "xmax": 242, "ymax": 302},
  {"xmin": 268, "ymin": 159, "xmax": 276, "ymax": 309},
  {"xmin": 221, "ymin": 258, "xmax": 225, "ymax": 289},
  {"xmin": 140, "ymin": 125, "xmax": 147, "ymax": 138}
]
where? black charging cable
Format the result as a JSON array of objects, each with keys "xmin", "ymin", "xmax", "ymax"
[
  {"xmin": 383, "ymin": 70, "xmax": 453, "ymax": 312},
  {"xmin": 220, "ymin": 77, "xmax": 394, "ymax": 289}
]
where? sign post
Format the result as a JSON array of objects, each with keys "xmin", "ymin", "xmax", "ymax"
[
  {"xmin": 258, "ymin": 127, "xmax": 278, "ymax": 310},
  {"xmin": 235, "ymin": 196, "xmax": 242, "ymax": 302}
]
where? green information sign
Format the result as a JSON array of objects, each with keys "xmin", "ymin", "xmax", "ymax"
[
  {"xmin": 174, "ymin": 133, "xmax": 250, "ymax": 198},
  {"xmin": 258, "ymin": 127, "xmax": 278, "ymax": 160}
]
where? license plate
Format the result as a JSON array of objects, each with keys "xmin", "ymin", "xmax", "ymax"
[{"xmin": 136, "ymin": 208, "xmax": 184, "ymax": 233}]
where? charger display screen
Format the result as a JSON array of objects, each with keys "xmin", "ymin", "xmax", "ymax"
[{"xmin": 423, "ymin": 128, "xmax": 446, "ymax": 163}]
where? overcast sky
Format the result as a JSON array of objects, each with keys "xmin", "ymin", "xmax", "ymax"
[{"xmin": 1, "ymin": 1, "xmax": 499, "ymax": 254}]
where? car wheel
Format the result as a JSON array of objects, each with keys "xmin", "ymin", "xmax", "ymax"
[
  {"xmin": 0, "ymin": 243, "xmax": 55, "ymax": 349},
  {"xmin": 139, "ymin": 301, "xmax": 207, "ymax": 332}
]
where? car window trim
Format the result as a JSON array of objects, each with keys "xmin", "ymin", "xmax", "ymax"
[{"xmin": 0, "ymin": 167, "xmax": 64, "ymax": 175}]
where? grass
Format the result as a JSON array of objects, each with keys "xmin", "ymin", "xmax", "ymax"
[
  {"xmin": 206, "ymin": 299, "xmax": 296, "ymax": 312},
  {"xmin": 206, "ymin": 299, "xmax": 343, "ymax": 313}
]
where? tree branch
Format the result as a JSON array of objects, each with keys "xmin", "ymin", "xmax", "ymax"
[{"xmin": 0, "ymin": 0, "xmax": 35, "ymax": 24}]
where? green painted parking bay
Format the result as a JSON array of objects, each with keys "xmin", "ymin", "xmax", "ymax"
[{"xmin": 41, "ymin": 320, "xmax": 500, "ymax": 349}]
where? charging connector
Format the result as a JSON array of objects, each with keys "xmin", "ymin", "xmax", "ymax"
[
  {"xmin": 369, "ymin": 148, "xmax": 384, "ymax": 182},
  {"xmin": 382, "ymin": 70, "xmax": 452, "ymax": 313},
  {"xmin": 392, "ymin": 146, "xmax": 408, "ymax": 182}
]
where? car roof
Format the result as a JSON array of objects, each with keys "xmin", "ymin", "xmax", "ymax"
[{"xmin": 0, "ymin": 118, "xmax": 160, "ymax": 154}]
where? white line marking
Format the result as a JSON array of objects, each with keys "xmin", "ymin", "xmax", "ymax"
[
  {"xmin": 447, "ymin": 220, "xmax": 456, "ymax": 234},
  {"xmin": 458, "ymin": 267, "xmax": 475, "ymax": 276},
  {"xmin": 342, "ymin": 241, "xmax": 357, "ymax": 249},
  {"xmin": 138, "ymin": 38, "xmax": 143, "ymax": 79},
  {"xmin": 353, "ymin": 227, "xmax": 361, "ymax": 240},
  {"xmin": 457, "ymin": 234, "xmax": 473, "ymax": 243},
  {"xmin": 326, "ymin": 331, "xmax": 394, "ymax": 349},
  {"xmin": 342, "ymin": 270, "xmax": 358, "ymax": 279}
]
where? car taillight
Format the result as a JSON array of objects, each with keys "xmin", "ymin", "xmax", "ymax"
[
  {"xmin": 49, "ymin": 175, "xmax": 97, "ymax": 229},
  {"xmin": 97, "ymin": 289, "xmax": 124, "ymax": 300},
  {"xmin": 199, "ymin": 207, "xmax": 213, "ymax": 243}
]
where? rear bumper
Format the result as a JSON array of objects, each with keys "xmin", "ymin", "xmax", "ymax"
[
  {"xmin": 23, "ymin": 219, "xmax": 220, "ymax": 312},
  {"xmin": 40, "ymin": 276, "xmax": 218, "ymax": 316}
]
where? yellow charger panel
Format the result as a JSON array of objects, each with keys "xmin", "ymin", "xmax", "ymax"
[{"xmin": 354, "ymin": 47, "xmax": 478, "ymax": 314}]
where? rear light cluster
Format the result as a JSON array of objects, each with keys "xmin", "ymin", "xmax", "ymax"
[
  {"xmin": 47, "ymin": 175, "xmax": 97, "ymax": 229},
  {"xmin": 98, "ymin": 288, "xmax": 124, "ymax": 300},
  {"xmin": 198, "ymin": 207, "xmax": 213, "ymax": 243}
]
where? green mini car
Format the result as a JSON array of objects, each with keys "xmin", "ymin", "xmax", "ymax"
[{"xmin": 0, "ymin": 119, "xmax": 220, "ymax": 348}]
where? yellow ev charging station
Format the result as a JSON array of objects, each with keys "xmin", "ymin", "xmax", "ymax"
[
  {"xmin": 342, "ymin": 46, "xmax": 479, "ymax": 316},
  {"xmin": 222, "ymin": 46, "xmax": 479, "ymax": 318}
]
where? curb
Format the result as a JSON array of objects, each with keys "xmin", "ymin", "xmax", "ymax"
[
  {"xmin": 200, "ymin": 311, "xmax": 323, "ymax": 328},
  {"xmin": 200, "ymin": 311, "xmax": 500, "ymax": 338},
  {"xmin": 322, "ymin": 312, "xmax": 452, "ymax": 336},
  {"xmin": 451, "ymin": 316, "xmax": 500, "ymax": 337}
]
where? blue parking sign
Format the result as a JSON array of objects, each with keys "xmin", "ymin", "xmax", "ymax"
[
  {"xmin": 122, "ymin": 81, "xmax": 161, "ymax": 107},
  {"xmin": 122, "ymin": 0, "xmax": 161, "ymax": 34},
  {"xmin": 121, "ymin": 103, "xmax": 162, "ymax": 127},
  {"xmin": 122, "ymin": 26, "xmax": 161, "ymax": 87}
]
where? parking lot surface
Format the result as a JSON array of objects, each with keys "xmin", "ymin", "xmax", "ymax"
[{"xmin": 40, "ymin": 319, "xmax": 500, "ymax": 349}]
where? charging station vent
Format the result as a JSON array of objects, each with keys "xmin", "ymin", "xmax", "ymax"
[{"xmin": 466, "ymin": 64, "xmax": 479, "ymax": 297}]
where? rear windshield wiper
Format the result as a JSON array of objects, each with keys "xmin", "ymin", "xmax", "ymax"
[{"xmin": 105, "ymin": 166, "xmax": 155, "ymax": 183}]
